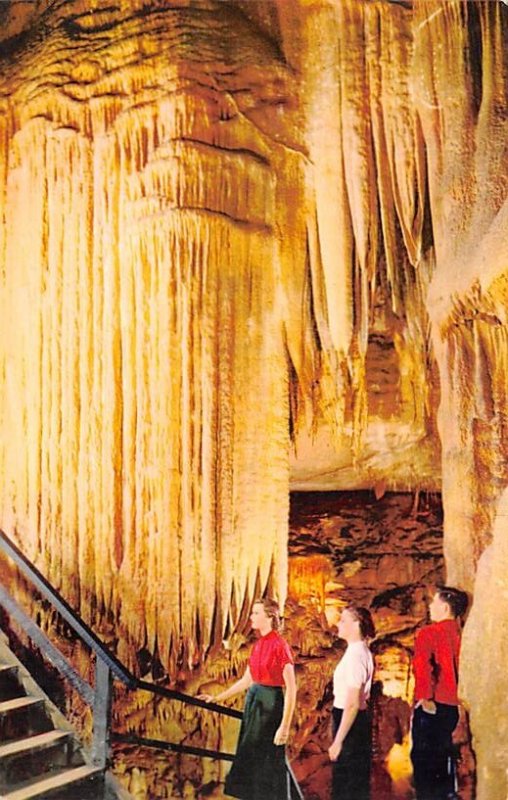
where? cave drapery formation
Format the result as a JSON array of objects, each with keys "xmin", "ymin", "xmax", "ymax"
[{"xmin": 0, "ymin": 1, "xmax": 506, "ymax": 797}]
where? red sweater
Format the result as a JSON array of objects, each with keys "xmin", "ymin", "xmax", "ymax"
[{"xmin": 413, "ymin": 619, "xmax": 461, "ymax": 705}]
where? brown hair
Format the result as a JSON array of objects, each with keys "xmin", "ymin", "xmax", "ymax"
[
  {"xmin": 436, "ymin": 586, "xmax": 469, "ymax": 619},
  {"xmin": 345, "ymin": 605, "xmax": 376, "ymax": 641},
  {"xmin": 253, "ymin": 597, "xmax": 282, "ymax": 631}
]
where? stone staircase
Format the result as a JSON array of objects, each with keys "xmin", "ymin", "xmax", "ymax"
[{"xmin": 0, "ymin": 641, "xmax": 128, "ymax": 800}]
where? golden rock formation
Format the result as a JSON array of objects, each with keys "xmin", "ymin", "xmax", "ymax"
[
  {"xmin": 0, "ymin": 1, "xmax": 507, "ymax": 797},
  {"xmin": 0, "ymin": 0, "xmax": 307, "ymax": 674}
]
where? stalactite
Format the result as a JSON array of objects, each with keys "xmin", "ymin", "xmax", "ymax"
[
  {"xmin": 108, "ymin": 92, "xmax": 299, "ymax": 669},
  {"xmin": 0, "ymin": 2, "xmax": 312, "ymax": 674},
  {"xmin": 278, "ymin": 0, "xmax": 436, "ymax": 469},
  {"xmin": 366, "ymin": 2, "xmax": 427, "ymax": 281}
]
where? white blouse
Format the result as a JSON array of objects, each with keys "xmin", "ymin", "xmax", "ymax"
[{"xmin": 333, "ymin": 640, "xmax": 374, "ymax": 710}]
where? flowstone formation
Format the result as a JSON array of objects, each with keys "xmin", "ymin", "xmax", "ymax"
[
  {"xmin": 0, "ymin": 0, "xmax": 306, "ymax": 673},
  {"xmin": 0, "ymin": 2, "xmax": 506, "ymax": 797}
]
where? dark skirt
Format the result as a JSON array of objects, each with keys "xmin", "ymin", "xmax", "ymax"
[
  {"xmin": 331, "ymin": 707, "xmax": 372, "ymax": 800},
  {"xmin": 224, "ymin": 683, "xmax": 290, "ymax": 800}
]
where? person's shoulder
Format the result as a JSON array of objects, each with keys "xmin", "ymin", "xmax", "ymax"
[
  {"xmin": 266, "ymin": 630, "xmax": 286, "ymax": 647},
  {"xmin": 274, "ymin": 632, "xmax": 294, "ymax": 657},
  {"xmin": 440, "ymin": 618, "xmax": 462, "ymax": 638},
  {"xmin": 442, "ymin": 618, "xmax": 460, "ymax": 630},
  {"xmin": 360, "ymin": 641, "xmax": 373, "ymax": 663},
  {"xmin": 415, "ymin": 623, "xmax": 435, "ymax": 643}
]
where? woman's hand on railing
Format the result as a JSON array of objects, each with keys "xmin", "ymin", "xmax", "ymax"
[{"xmin": 196, "ymin": 693, "xmax": 215, "ymax": 703}]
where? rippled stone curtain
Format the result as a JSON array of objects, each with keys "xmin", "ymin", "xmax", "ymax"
[{"xmin": 0, "ymin": 3, "xmax": 316, "ymax": 672}]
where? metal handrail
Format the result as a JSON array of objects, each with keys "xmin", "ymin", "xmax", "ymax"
[
  {"xmin": 0, "ymin": 584, "xmax": 94, "ymax": 705},
  {"xmin": 0, "ymin": 529, "xmax": 241, "ymax": 717},
  {"xmin": 112, "ymin": 732, "xmax": 235, "ymax": 762},
  {"xmin": 0, "ymin": 529, "xmax": 134, "ymax": 687},
  {"xmin": 0, "ymin": 529, "xmax": 304, "ymax": 797}
]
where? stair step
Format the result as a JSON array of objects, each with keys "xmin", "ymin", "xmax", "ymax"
[
  {"xmin": 0, "ymin": 666, "xmax": 24, "ymax": 703},
  {"xmin": 0, "ymin": 730, "xmax": 70, "ymax": 760},
  {"xmin": 0, "ymin": 697, "xmax": 41, "ymax": 715},
  {"xmin": 0, "ymin": 666, "xmax": 17, "ymax": 676},
  {"xmin": 0, "ymin": 765, "xmax": 102, "ymax": 800}
]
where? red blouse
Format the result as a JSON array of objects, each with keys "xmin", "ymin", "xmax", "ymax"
[
  {"xmin": 413, "ymin": 619, "xmax": 461, "ymax": 705},
  {"xmin": 249, "ymin": 630, "xmax": 294, "ymax": 686}
]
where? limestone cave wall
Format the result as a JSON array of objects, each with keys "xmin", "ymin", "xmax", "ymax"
[{"xmin": 0, "ymin": 1, "xmax": 507, "ymax": 797}]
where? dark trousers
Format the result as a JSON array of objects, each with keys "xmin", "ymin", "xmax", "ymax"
[
  {"xmin": 331, "ymin": 707, "xmax": 371, "ymax": 800},
  {"xmin": 411, "ymin": 703, "xmax": 459, "ymax": 800}
]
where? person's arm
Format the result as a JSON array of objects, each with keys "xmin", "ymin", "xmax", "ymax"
[
  {"xmin": 274, "ymin": 663, "xmax": 297, "ymax": 745},
  {"xmin": 197, "ymin": 667, "xmax": 253, "ymax": 703},
  {"xmin": 328, "ymin": 685, "xmax": 361, "ymax": 761},
  {"xmin": 413, "ymin": 629, "xmax": 436, "ymax": 713}
]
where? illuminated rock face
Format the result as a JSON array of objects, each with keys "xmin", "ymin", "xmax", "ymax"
[
  {"xmin": 0, "ymin": 1, "xmax": 507, "ymax": 797},
  {"xmin": 0, "ymin": 0, "xmax": 308, "ymax": 673}
]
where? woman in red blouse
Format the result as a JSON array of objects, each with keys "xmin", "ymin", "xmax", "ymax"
[
  {"xmin": 410, "ymin": 585, "xmax": 469, "ymax": 800},
  {"xmin": 198, "ymin": 597, "xmax": 296, "ymax": 799}
]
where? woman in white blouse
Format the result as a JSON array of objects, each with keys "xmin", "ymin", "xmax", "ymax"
[{"xmin": 328, "ymin": 604, "xmax": 376, "ymax": 800}]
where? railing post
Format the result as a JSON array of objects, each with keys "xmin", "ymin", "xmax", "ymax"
[
  {"xmin": 92, "ymin": 657, "xmax": 113, "ymax": 770},
  {"xmin": 286, "ymin": 757, "xmax": 305, "ymax": 800}
]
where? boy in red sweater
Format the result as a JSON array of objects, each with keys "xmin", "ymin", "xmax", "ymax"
[{"xmin": 411, "ymin": 585, "xmax": 469, "ymax": 800}]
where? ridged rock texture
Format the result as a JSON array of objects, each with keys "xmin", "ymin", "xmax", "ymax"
[{"xmin": 0, "ymin": 1, "xmax": 506, "ymax": 797}]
